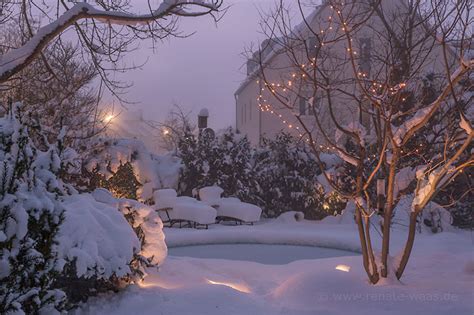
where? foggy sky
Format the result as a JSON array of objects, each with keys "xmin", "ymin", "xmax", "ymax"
[{"xmin": 113, "ymin": 0, "xmax": 276, "ymax": 130}]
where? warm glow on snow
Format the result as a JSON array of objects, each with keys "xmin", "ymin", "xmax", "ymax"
[
  {"xmin": 206, "ymin": 279, "xmax": 252, "ymax": 293},
  {"xmin": 335, "ymin": 264, "xmax": 351, "ymax": 272},
  {"xmin": 138, "ymin": 280, "xmax": 181, "ymax": 290}
]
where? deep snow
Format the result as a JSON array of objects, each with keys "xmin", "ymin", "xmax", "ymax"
[{"xmin": 76, "ymin": 220, "xmax": 474, "ymax": 315}]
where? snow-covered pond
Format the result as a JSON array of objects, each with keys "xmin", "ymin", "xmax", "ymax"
[{"xmin": 168, "ymin": 244, "xmax": 358, "ymax": 265}]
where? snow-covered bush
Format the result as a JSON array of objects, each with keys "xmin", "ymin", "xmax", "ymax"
[
  {"xmin": 0, "ymin": 105, "xmax": 163, "ymax": 313},
  {"xmin": 177, "ymin": 128, "xmax": 259, "ymax": 203},
  {"xmin": 83, "ymin": 138, "xmax": 181, "ymax": 202},
  {"xmin": 0, "ymin": 104, "xmax": 70, "ymax": 314},
  {"xmin": 254, "ymin": 133, "xmax": 327, "ymax": 219},
  {"xmin": 91, "ymin": 189, "xmax": 167, "ymax": 279},
  {"xmin": 177, "ymin": 130, "xmax": 343, "ymax": 220},
  {"xmin": 54, "ymin": 189, "xmax": 167, "ymax": 308},
  {"xmin": 55, "ymin": 193, "xmax": 141, "ymax": 306}
]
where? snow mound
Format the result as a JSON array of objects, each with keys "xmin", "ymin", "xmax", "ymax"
[
  {"xmin": 320, "ymin": 201, "xmax": 356, "ymax": 225},
  {"xmin": 58, "ymin": 194, "xmax": 140, "ymax": 279},
  {"xmin": 275, "ymin": 211, "xmax": 305, "ymax": 223},
  {"xmin": 272, "ymin": 267, "xmax": 363, "ymax": 311}
]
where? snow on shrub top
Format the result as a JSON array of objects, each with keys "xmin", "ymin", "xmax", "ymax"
[
  {"xmin": 57, "ymin": 193, "xmax": 141, "ymax": 278},
  {"xmin": 93, "ymin": 188, "xmax": 168, "ymax": 268}
]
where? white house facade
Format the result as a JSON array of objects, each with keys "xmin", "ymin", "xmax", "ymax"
[{"xmin": 234, "ymin": 0, "xmax": 451, "ymax": 147}]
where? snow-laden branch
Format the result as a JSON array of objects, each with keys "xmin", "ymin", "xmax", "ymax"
[
  {"xmin": 0, "ymin": 0, "xmax": 222, "ymax": 83},
  {"xmin": 393, "ymin": 59, "xmax": 473, "ymax": 146}
]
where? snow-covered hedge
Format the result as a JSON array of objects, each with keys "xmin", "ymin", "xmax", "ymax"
[
  {"xmin": 177, "ymin": 130, "xmax": 339, "ymax": 219},
  {"xmin": 0, "ymin": 105, "xmax": 166, "ymax": 314}
]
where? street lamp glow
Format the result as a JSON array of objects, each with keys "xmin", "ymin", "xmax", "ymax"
[{"xmin": 104, "ymin": 114, "xmax": 114, "ymax": 123}]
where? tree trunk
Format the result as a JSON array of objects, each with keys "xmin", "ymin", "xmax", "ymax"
[
  {"xmin": 364, "ymin": 215, "xmax": 379, "ymax": 282},
  {"xmin": 381, "ymin": 149, "xmax": 399, "ymax": 277},
  {"xmin": 396, "ymin": 211, "xmax": 418, "ymax": 279},
  {"xmin": 355, "ymin": 206, "xmax": 380, "ymax": 284}
]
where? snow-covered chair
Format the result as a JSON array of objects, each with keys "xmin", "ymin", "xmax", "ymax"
[
  {"xmin": 199, "ymin": 186, "xmax": 262, "ymax": 225},
  {"xmin": 153, "ymin": 189, "xmax": 217, "ymax": 229},
  {"xmin": 199, "ymin": 186, "xmax": 224, "ymax": 208}
]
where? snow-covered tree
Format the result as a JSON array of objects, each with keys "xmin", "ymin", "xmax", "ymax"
[
  {"xmin": 0, "ymin": 103, "xmax": 70, "ymax": 313},
  {"xmin": 255, "ymin": 133, "xmax": 328, "ymax": 219},
  {"xmin": 154, "ymin": 104, "xmax": 197, "ymax": 153},
  {"xmin": 0, "ymin": 0, "xmax": 223, "ymax": 99},
  {"xmin": 0, "ymin": 25, "xmax": 101, "ymax": 147},
  {"xmin": 178, "ymin": 128, "xmax": 258, "ymax": 202},
  {"xmin": 255, "ymin": 0, "xmax": 473, "ymax": 283}
]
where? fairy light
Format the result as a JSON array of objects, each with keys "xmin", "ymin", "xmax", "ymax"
[{"xmin": 249, "ymin": 3, "xmax": 409, "ymax": 152}]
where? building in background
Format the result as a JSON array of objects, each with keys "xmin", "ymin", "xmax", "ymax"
[{"xmin": 234, "ymin": 0, "xmax": 450, "ymax": 147}]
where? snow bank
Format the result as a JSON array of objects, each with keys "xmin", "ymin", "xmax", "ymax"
[
  {"xmin": 320, "ymin": 201, "xmax": 356, "ymax": 225},
  {"xmin": 78, "ymin": 222, "xmax": 473, "ymax": 315},
  {"xmin": 58, "ymin": 194, "xmax": 140, "ymax": 278},
  {"xmin": 274, "ymin": 211, "xmax": 305, "ymax": 223}
]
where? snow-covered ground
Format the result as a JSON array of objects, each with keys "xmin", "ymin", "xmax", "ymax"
[{"xmin": 76, "ymin": 221, "xmax": 474, "ymax": 315}]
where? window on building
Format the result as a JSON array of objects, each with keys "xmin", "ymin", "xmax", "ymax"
[
  {"xmin": 307, "ymin": 36, "xmax": 317, "ymax": 60},
  {"xmin": 359, "ymin": 37, "xmax": 372, "ymax": 76},
  {"xmin": 360, "ymin": 100, "xmax": 371, "ymax": 134},
  {"xmin": 299, "ymin": 96, "xmax": 307, "ymax": 116}
]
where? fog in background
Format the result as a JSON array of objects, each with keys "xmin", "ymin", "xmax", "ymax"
[{"xmin": 107, "ymin": 0, "xmax": 276, "ymax": 131}]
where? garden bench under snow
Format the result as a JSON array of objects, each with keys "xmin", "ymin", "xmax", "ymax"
[
  {"xmin": 154, "ymin": 189, "xmax": 217, "ymax": 229},
  {"xmin": 199, "ymin": 186, "xmax": 262, "ymax": 225}
]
